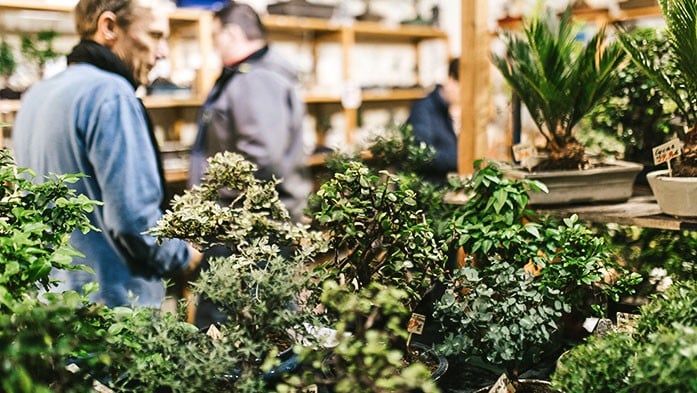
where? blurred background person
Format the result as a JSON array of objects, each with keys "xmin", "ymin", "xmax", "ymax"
[{"xmin": 404, "ymin": 57, "xmax": 460, "ymax": 185}]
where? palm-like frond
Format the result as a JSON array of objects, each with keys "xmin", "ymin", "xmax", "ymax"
[
  {"xmin": 619, "ymin": 0, "xmax": 697, "ymax": 126},
  {"xmin": 492, "ymin": 8, "xmax": 625, "ymax": 150}
]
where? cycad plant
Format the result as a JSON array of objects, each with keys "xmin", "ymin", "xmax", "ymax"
[
  {"xmin": 619, "ymin": 0, "xmax": 697, "ymax": 176},
  {"xmin": 492, "ymin": 7, "xmax": 625, "ymax": 170}
]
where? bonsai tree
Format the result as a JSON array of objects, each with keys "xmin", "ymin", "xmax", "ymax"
[
  {"xmin": 149, "ymin": 151, "xmax": 328, "ymax": 392},
  {"xmin": 288, "ymin": 281, "xmax": 440, "ymax": 393},
  {"xmin": 492, "ymin": 7, "xmax": 626, "ymax": 170},
  {"xmin": 309, "ymin": 160, "xmax": 447, "ymax": 313},
  {"xmin": 619, "ymin": 0, "xmax": 697, "ymax": 176}
]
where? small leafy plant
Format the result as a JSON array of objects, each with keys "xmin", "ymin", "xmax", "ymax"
[
  {"xmin": 0, "ymin": 39, "xmax": 16, "ymax": 84},
  {"xmin": 309, "ymin": 160, "xmax": 446, "ymax": 313},
  {"xmin": 435, "ymin": 160, "xmax": 640, "ymax": 387},
  {"xmin": 0, "ymin": 148, "xmax": 111, "ymax": 392},
  {"xmin": 434, "ymin": 260, "xmax": 564, "ymax": 383},
  {"xmin": 291, "ymin": 281, "xmax": 439, "ymax": 393},
  {"xmin": 553, "ymin": 280, "xmax": 697, "ymax": 392},
  {"xmin": 586, "ymin": 28, "xmax": 677, "ymax": 164},
  {"xmin": 20, "ymin": 31, "xmax": 61, "ymax": 79}
]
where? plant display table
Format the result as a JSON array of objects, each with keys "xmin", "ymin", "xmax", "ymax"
[{"xmin": 536, "ymin": 189, "xmax": 697, "ymax": 231}]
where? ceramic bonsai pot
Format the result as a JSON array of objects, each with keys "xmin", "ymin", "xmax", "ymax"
[
  {"xmin": 646, "ymin": 169, "xmax": 697, "ymax": 217},
  {"xmin": 504, "ymin": 160, "xmax": 643, "ymax": 206}
]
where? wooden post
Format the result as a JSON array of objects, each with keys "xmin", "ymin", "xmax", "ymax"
[{"xmin": 459, "ymin": 0, "xmax": 489, "ymax": 175}]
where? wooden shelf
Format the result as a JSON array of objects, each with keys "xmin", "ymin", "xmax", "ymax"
[
  {"xmin": 262, "ymin": 14, "xmax": 340, "ymax": 33},
  {"xmin": 0, "ymin": 99, "xmax": 20, "ymax": 113},
  {"xmin": 142, "ymin": 96, "xmax": 204, "ymax": 109},
  {"xmin": 537, "ymin": 193, "xmax": 697, "ymax": 231},
  {"xmin": 496, "ymin": 5, "xmax": 662, "ymax": 30},
  {"xmin": 164, "ymin": 168, "xmax": 189, "ymax": 183},
  {"xmin": 0, "ymin": 0, "xmax": 73, "ymax": 13},
  {"xmin": 613, "ymin": 5, "xmax": 662, "ymax": 22},
  {"xmin": 303, "ymin": 88, "xmax": 428, "ymax": 105},
  {"xmin": 362, "ymin": 88, "xmax": 427, "ymax": 102},
  {"xmin": 353, "ymin": 22, "xmax": 448, "ymax": 40}
]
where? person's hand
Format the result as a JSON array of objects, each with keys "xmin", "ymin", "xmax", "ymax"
[{"xmin": 183, "ymin": 244, "xmax": 204, "ymax": 277}]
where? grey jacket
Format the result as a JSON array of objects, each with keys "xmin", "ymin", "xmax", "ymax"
[{"xmin": 189, "ymin": 46, "xmax": 311, "ymax": 221}]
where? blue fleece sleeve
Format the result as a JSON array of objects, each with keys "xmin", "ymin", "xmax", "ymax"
[{"xmin": 84, "ymin": 94, "xmax": 190, "ymax": 278}]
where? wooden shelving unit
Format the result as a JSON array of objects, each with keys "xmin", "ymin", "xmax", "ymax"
[
  {"xmin": 495, "ymin": 5, "xmax": 662, "ymax": 30},
  {"xmin": 0, "ymin": 1, "xmax": 449, "ymax": 181}
]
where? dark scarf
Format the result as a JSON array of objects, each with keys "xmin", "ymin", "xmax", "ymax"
[
  {"xmin": 208, "ymin": 45, "xmax": 269, "ymax": 104},
  {"xmin": 67, "ymin": 40, "xmax": 168, "ymax": 211}
]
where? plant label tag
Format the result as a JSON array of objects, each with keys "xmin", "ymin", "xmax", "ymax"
[
  {"xmin": 512, "ymin": 143, "xmax": 536, "ymax": 163},
  {"xmin": 616, "ymin": 312, "xmax": 640, "ymax": 333},
  {"xmin": 488, "ymin": 373, "xmax": 515, "ymax": 393},
  {"xmin": 652, "ymin": 138, "xmax": 682, "ymax": 165},
  {"xmin": 206, "ymin": 324, "xmax": 222, "ymax": 340},
  {"xmin": 299, "ymin": 385, "xmax": 318, "ymax": 393},
  {"xmin": 407, "ymin": 313, "xmax": 426, "ymax": 335}
]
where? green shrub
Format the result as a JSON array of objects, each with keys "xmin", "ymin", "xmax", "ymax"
[
  {"xmin": 629, "ymin": 324, "xmax": 697, "ymax": 392},
  {"xmin": 552, "ymin": 332, "xmax": 635, "ymax": 393},
  {"xmin": 636, "ymin": 280, "xmax": 697, "ymax": 338},
  {"xmin": 102, "ymin": 306, "xmax": 237, "ymax": 392},
  {"xmin": 0, "ymin": 148, "xmax": 107, "ymax": 392}
]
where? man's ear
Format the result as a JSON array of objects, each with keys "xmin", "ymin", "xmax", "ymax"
[{"xmin": 95, "ymin": 11, "xmax": 118, "ymax": 46}]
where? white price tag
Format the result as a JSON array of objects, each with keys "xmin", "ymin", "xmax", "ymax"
[
  {"xmin": 407, "ymin": 313, "xmax": 426, "ymax": 335},
  {"xmin": 652, "ymin": 138, "xmax": 682, "ymax": 165},
  {"xmin": 616, "ymin": 312, "xmax": 640, "ymax": 334},
  {"xmin": 512, "ymin": 143, "xmax": 536, "ymax": 162},
  {"xmin": 206, "ymin": 324, "xmax": 222, "ymax": 340},
  {"xmin": 488, "ymin": 373, "xmax": 515, "ymax": 393}
]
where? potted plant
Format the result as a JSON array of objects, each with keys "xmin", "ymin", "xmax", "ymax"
[
  {"xmin": 552, "ymin": 280, "xmax": 697, "ymax": 392},
  {"xmin": 433, "ymin": 160, "xmax": 640, "ymax": 391},
  {"xmin": 286, "ymin": 281, "xmax": 442, "ymax": 393},
  {"xmin": 0, "ymin": 148, "xmax": 114, "ymax": 392},
  {"xmin": 309, "ymin": 160, "xmax": 447, "ymax": 315},
  {"xmin": 620, "ymin": 0, "xmax": 697, "ymax": 216},
  {"xmin": 492, "ymin": 7, "xmax": 642, "ymax": 205},
  {"xmin": 148, "ymin": 151, "xmax": 330, "ymax": 391}
]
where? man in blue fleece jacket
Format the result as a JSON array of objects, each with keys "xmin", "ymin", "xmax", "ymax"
[{"xmin": 13, "ymin": 0, "xmax": 201, "ymax": 307}]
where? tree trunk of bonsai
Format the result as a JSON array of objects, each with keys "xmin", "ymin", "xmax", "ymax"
[{"xmin": 673, "ymin": 128, "xmax": 697, "ymax": 177}]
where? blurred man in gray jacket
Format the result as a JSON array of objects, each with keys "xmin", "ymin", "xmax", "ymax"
[{"xmin": 189, "ymin": 1, "xmax": 310, "ymax": 222}]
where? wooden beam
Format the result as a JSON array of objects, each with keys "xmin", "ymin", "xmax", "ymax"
[{"xmin": 459, "ymin": 0, "xmax": 489, "ymax": 175}]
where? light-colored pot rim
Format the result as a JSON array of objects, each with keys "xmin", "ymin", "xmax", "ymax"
[{"xmin": 647, "ymin": 169, "xmax": 697, "ymax": 183}]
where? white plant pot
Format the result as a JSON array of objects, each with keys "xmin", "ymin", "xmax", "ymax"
[
  {"xmin": 646, "ymin": 169, "xmax": 697, "ymax": 217},
  {"xmin": 505, "ymin": 160, "xmax": 643, "ymax": 206}
]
